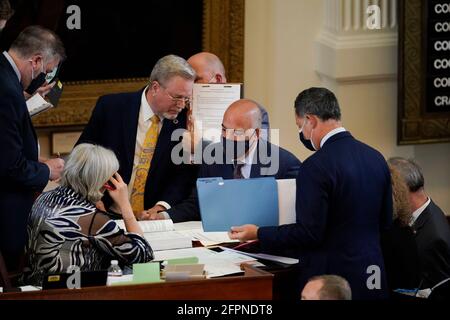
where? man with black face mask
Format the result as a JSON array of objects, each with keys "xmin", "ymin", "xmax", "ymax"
[
  {"xmin": 0, "ymin": 25, "xmax": 65, "ymax": 271},
  {"xmin": 148, "ymin": 99, "xmax": 301, "ymax": 222},
  {"xmin": 230, "ymin": 88, "xmax": 393, "ymax": 300}
]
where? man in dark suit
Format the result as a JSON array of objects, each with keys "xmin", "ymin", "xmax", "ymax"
[
  {"xmin": 230, "ymin": 88, "xmax": 392, "ymax": 300},
  {"xmin": 77, "ymin": 55, "xmax": 198, "ymax": 220},
  {"xmin": 0, "ymin": 25, "xmax": 65, "ymax": 270},
  {"xmin": 148, "ymin": 99, "xmax": 300, "ymax": 222},
  {"xmin": 388, "ymin": 157, "xmax": 450, "ymax": 290}
]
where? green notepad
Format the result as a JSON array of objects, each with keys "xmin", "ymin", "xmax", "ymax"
[
  {"xmin": 166, "ymin": 257, "xmax": 199, "ymax": 265},
  {"xmin": 133, "ymin": 262, "xmax": 163, "ymax": 284}
]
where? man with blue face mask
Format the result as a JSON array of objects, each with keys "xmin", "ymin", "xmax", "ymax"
[
  {"xmin": 0, "ymin": 25, "xmax": 65, "ymax": 272},
  {"xmin": 230, "ymin": 87, "xmax": 393, "ymax": 300}
]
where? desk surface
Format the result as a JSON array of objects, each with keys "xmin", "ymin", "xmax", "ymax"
[{"xmin": 0, "ymin": 264, "xmax": 273, "ymax": 300}]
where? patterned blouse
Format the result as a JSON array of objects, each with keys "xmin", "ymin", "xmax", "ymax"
[{"xmin": 24, "ymin": 186, "xmax": 153, "ymax": 286}]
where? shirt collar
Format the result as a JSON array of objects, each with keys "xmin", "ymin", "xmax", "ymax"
[
  {"xmin": 3, "ymin": 51, "xmax": 21, "ymax": 81},
  {"xmin": 409, "ymin": 197, "xmax": 431, "ymax": 226},
  {"xmin": 140, "ymin": 86, "xmax": 162, "ymax": 123},
  {"xmin": 320, "ymin": 127, "xmax": 346, "ymax": 148},
  {"xmin": 235, "ymin": 139, "xmax": 258, "ymax": 166}
]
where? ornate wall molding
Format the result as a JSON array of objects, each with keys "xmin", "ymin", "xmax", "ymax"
[
  {"xmin": 398, "ymin": 0, "xmax": 450, "ymax": 144},
  {"xmin": 315, "ymin": 0, "xmax": 398, "ymax": 82},
  {"xmin": 33, "ymin": 0, "xmax": 245, "ymax": 128}
]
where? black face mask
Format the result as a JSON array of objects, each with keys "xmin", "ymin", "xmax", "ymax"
[
  {"xmin": 222, "ymin": 137, "xmax": 252, "ymax": 162},
  {"xmin": 299, "ymin": 131, "xmax": 315, "ymax": 152},
  {"xmin": 25, "ymin": 72, "xmax": 46, "ymax": 95}
]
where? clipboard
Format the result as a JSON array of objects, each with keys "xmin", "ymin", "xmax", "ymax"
[{"xmin": 196, "ymin": 177, "xmax": 279, "ymax": 231}]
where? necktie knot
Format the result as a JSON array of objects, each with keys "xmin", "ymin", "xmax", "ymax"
[{"xmin": 151, "ymin": 115, "xmax": 160, "ymax": 125}]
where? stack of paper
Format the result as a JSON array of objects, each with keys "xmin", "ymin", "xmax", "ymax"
[
  {"xmin": 154, "ymin": 247, "xmax": 256, "ymax": 278},
  {"xmin": 115, "ymin": 219, "xmax": 192, "ymax": 251}
]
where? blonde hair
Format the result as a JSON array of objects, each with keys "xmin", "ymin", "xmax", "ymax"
[
  {"xmin": 389, "ymin": 164, "xmax": 412, "ymax": 226},
  {"xmin": 60, "ymin": 144, "xmax": 119, "ymax": 203}
]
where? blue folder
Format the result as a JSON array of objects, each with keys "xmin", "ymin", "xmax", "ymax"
[{"xmin": 196, "ymin": 177, "xmax": 279, "ymax": 232}]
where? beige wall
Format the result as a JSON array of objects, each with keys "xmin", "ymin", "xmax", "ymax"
[{"xmin": 244, "ymin": 0, "xmax": 450, "ymax": 214}]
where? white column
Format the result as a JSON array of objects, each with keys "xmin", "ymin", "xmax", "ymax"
[{"xmin": 315, "ymin": 0, "xmax": 398, "ymax": 82}]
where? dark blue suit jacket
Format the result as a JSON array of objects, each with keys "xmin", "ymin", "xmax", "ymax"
[
  {"xmin": 167, "ymin": 141, "xmax": 301, "ymax": 222},
  {"xmin": 0, "ymin": 54, "xmax": 49, "ymax": 263},
  {"xmin": 77, "ymin": 90, "xmax": 198, "ymax": 210},
  {"xmin": 258, "ymin": 132, "xmax": 392, "ymax": 300}
]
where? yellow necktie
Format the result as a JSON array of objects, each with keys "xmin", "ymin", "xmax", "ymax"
[{"xmin": 130, "ymin": 115, "xmax": 160, "ymax": 213}]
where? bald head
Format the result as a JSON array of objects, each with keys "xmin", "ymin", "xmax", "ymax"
[
  {"xmin": 187, "ymin": 52, "xmax": 227, "ymax": 83},
  {"xmin": 223, "ymin": 99, "xmax": 262, "ymax": 133}
]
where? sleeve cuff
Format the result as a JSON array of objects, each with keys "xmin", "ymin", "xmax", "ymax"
[
  {"xmin": 156, "ymin": 201, "xmax": 171, "ymax": 210},
  {"xmin": 160, "ymin": 211, "xmax": 171, "ymax": 219}
]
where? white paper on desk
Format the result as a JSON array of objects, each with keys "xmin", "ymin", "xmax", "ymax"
[
  {"xmin": 192, "ymin": 83, "xmax": 242, "ymax": 143},
  {"xmin": 220, "ymin": 247, "xmax": 299, "ymax": 265},
  {"xmin": 116, "ymin": 219, "xmax": 174, "ymax": 233},
  {"xmin": 154, "ymin": 247, "xmax": 243, "ymax": 278},
  {"xmin": 174, "ymin": 221, "xmax": 238, "ymax": 246},
  {"xmin": 143, "ymin": 231, "xmax": 192, "ymax": 251},
  {"xmin": 277, "ymin": 179, "xmax": 296, "ymax": 225}
]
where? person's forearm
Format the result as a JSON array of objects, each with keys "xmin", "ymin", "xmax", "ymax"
[{"xmin": 119, "ymin": 203, "xmax": 144, "ymax": 236}]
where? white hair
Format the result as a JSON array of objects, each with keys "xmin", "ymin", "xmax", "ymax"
[
  {"xmin": 149, "ymin": 54, "xmax": 196, "ymax": 86},
  {"xmin": 60, "ymin": 144, "xmax": 119, "ymax": 203}
]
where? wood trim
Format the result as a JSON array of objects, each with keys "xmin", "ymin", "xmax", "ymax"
[
  {"xmin": 0, "ymin": 265, "xmax": 273, "ymax": 300},
  {"xmin": 33, "ymin": 0, "xmax": 245, "ymax": 129},
  {"xmin": 398, "ymin": 0, "xmax": 450, "ymax": 145}
]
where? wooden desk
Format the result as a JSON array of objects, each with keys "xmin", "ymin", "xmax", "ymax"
[{"xmin": 0, "ymin": 265, "xmax": 273, "ymax": 300}]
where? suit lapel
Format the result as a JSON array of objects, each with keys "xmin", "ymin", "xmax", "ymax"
[
  {"xmin": 150, "ymin": 118, "xmax": 172, "ymax": 172},
  {"xmin": 122, "ymin": 91, "xmax": 142, "ymax": 177},
  {"xmin": 413, "ymin": 202, "xmax": 432, "ymax": 232}
]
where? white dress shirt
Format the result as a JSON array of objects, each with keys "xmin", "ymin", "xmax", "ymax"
[
  {"xmin": 113, "ymin": 87, "xmax": 170, "ymax": 212},
  {"xmin": 320, "ymin": 127, "xmax": 347, "ymax": 148},
  {"xmin": 234, "ymin": 140, "xmax": 258, "ymax": 179},
  {"xmin": 409, "ymin": 197, "xmax": 431, "ymax": 226}
]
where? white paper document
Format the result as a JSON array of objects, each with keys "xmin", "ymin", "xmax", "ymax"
[
  {"xmin": 277, "ymin": 179, "xmax": 297, "ymax": 225},
  {"xmin": 116, "ymin": 219, "xmax": 192, "ymax": 251},
  {"xmin": 220, "ymin": 247, "xmax": 299, "ymax": 265},
  {"xmin": 116, "ymin": 219, "xmax": 174, "ymax": 233},
  {"xmin": 174, "ymin": 221, "xmax": 238, "ymax": 246},
  {"xmin": 26, "ymin": 93, "xmax": 53, "ymax": 117},
  {"xmin": 192, "ymin": 83, "xmax": 242, "ymax": 143}
]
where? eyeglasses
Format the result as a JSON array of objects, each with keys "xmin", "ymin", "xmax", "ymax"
[
  {"xmin": 222, "ymin": 125, "xmax": 257, "ymax": 138},
  {"xmin": 159, "ymin": 83, "xmax": 191, "ymax": 106}
]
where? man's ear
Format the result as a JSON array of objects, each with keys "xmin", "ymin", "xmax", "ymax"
[
  {"xmin": 150, "ymin": 81, "xmax": 159, "ymax": 94},
  {"xmin": 215, "ymin": 74, "xmax": 223, "ymax": 83},
  {"xmin": 308, "ymin": 115, "xmax": 319, "ymax": 129}
]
